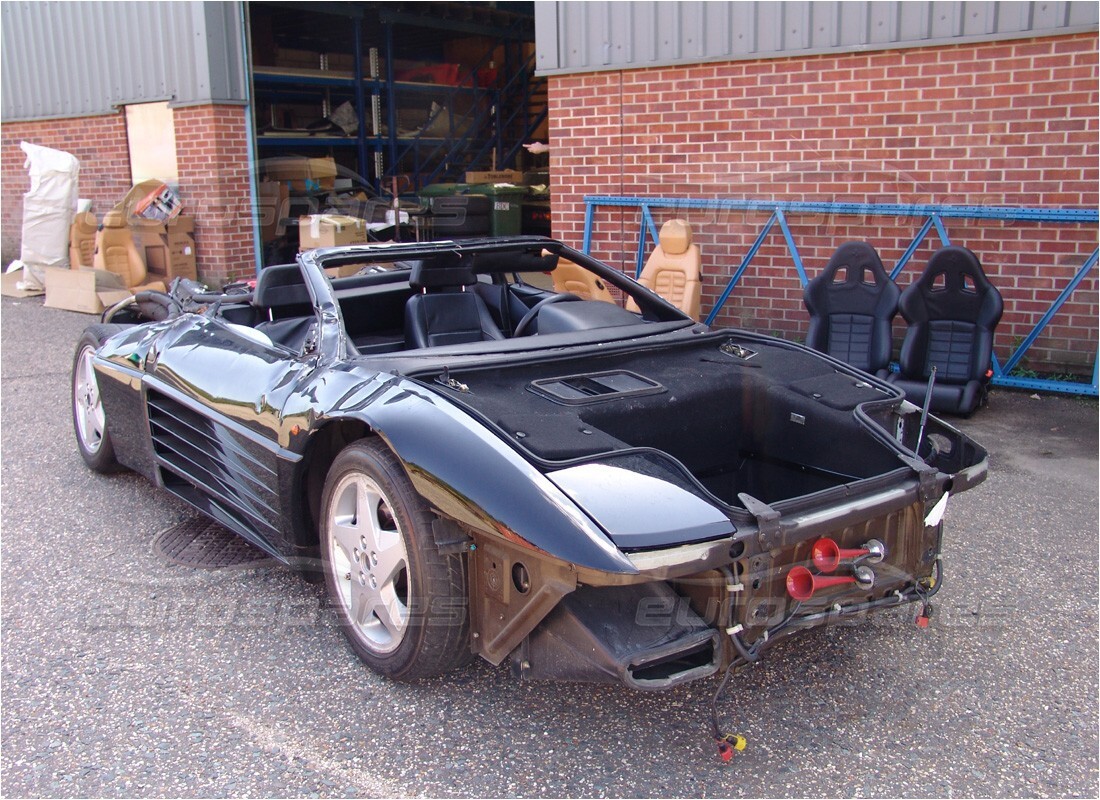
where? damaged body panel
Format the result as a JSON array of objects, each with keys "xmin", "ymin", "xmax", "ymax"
[{"xmin": 72, "ymin": 236, "xmax": 987, "ymax": 694}]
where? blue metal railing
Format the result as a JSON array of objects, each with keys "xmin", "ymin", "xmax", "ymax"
[{"xmin": 582, "ymin": 195, "xmax": 1099, "ymax": 397}]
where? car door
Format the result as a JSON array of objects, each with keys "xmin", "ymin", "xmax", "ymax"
[{"xmin": 142, "ymin": 312, "xmax": 316, "ymax": 558}]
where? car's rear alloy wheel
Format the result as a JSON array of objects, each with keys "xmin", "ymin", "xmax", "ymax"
[
  {"xmin": 72, "ymin": 326, "xmax": 125, "ymax": 473},
  {"xmin": 320, "ymin": 439, "xmax": 471, "ymax": 679}
]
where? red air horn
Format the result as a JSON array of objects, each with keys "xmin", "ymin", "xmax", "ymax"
[
  {"xmin": 786, "ymin": 564, "xmax": 875, "ymax": 601},
  {"xmin": 811, "ymin": 537, "xmax": 885, "ymax": 573}
]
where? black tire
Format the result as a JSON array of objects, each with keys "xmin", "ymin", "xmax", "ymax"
[
  {"xmin": 71, "ymin": 324, "xmax": 129, "ymax": 473},
  {"xmin": 320, "ymin": 438, "xmax": 471, "ymax": 680}
]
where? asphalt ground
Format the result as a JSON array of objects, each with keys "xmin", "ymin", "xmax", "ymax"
[{"xmin": 2, "ymin": 294, "xmax": 1097, "ymax": 798}]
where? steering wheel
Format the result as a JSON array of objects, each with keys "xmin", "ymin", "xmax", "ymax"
[{"xmin": 512, "ymin": 293, "xmax": 581, "ymax": 337}]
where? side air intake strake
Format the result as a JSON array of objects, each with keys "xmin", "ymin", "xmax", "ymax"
[{"xmin": 147, "ymin": 389, "xmax": 281, "ymax": 543}]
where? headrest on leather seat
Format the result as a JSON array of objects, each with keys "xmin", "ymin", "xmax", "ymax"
[
  {"xmin": 409, "ymin": 258, "xmax": 476, "ymax": 291},
  {"xmin": 821, "ymin": 241, "xmax": 891, "ymax": 286},
  {"xmin": 254, "ymin": 263, "xmax": 311, "ymax": 309},
  {"xmin": 102, "ymin": 209, "xmax": 127, "ymax": 228},
  {"xmin": 900, "ymin": 245, "xmax": 1001, "ymax": 326},
  {"xmin": 73, "ymin": 211, "xmax": 98, "ymax": 232},
  {"xmin": 658, "ymin": 219, "xmax": 692, "ymax": 255},
  {"xmin": 916, "ymin": 246, "xmax": 994, "ymax": 295}
]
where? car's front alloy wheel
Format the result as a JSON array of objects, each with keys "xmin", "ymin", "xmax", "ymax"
[
  {"xmin": 71, "ymin": 326, "xmax": 126, "ymax": 473},
  {"xmin": 320, "ymin": 439, "xmax": 471, "ymax": 679}
]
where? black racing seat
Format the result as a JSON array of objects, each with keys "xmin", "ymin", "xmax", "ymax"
[
  {"xmin": 888, "ymin": 246, "xmax": 1003, "ymax": 415},
  {"xmin": 803, "ymin": 241, "xmax": 899, "ymax": 377},
  {"xmin": 252, "ymin": 263, "xmax": 317, "ymax": 353},
  {"xmin": 404, "ymin": 258, "xmax": 504, "ymax": 349}
]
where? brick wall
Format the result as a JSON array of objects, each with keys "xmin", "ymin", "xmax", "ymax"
[
  {"xmin": 550, "ymin": 32, "xmax": 1099, "ymax": 375},
  {"xmin": 173, "ymin": 104, "xmax": 254, "ymax": 286},
  {"xmin": 1, "ymin": 103, "xmax": 254, "ymax": 287},
  {"xmin": 1, "ymin": 113, "xmax": 132, "ymax": 265}
]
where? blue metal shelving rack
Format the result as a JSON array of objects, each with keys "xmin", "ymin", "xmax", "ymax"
[
  {"xmin": 250, "ymin": 12, "xmax": 544, "ymax": 193},
  {"xmin": 582, "ymin": 195, "xmax": 1099, "ymax": 397}
]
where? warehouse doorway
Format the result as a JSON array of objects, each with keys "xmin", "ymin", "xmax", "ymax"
[{"xmin": 246, "ymin": 1, "xmax": 549, "ymax": 262}]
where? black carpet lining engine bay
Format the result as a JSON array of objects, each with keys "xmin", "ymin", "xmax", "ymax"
[{"xmin": 407, "ymin": 333, "xmax": 906, "ymax": 514}]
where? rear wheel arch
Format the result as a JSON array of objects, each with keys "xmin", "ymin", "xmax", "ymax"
[{"xmin": 292, "ymin": 418, "xmax": 373, "ymax": 555}]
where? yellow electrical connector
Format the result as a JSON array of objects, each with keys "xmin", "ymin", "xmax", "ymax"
[{"xmin": 716, "ymin": 733, "xmax": 747, "ymax": 761}]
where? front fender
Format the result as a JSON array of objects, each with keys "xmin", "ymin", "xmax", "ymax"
[{"xmin": 325, "ymin": 376, "xmax": 639, "ymax": 575}]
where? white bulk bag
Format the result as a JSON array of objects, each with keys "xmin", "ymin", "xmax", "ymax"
[{"xmin": 8, "ymin": 142, "xmax": 80, "ymax": 291}]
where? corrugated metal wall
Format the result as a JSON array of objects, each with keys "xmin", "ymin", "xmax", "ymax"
[
  {"xmin": 536, "ymin": 0, "xmax": 1099, "ymax": 74},
  {"xmin": 1, "ymin": 1, "xmax": 248, "ymax": 121}
]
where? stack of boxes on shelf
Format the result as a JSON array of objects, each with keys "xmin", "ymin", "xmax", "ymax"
[
  {"xmin": 257, "ymin": 156, "xmax": 370, "ymax": 252},
  {"xmin": 297, "ymin": 214, "xmax": 368, "ymax": 250}
]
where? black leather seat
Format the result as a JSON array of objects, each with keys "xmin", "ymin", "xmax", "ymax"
[
  {"xmin": 803, "ymin": 241, "xmax": 899, "ymax": 377},
  {"xmin": 252, "ymin": 263, "xmax": 317, "ymax": 352},
  {"xmin": 404, "ymin": 259, "xmax": 504, "ymax": 349},
  {"xmin": 888, "ymin": 246, "xmax": 1003, "ymax": 415}
]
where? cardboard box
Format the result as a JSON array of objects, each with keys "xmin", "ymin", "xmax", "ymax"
[
  {"xmin": 263, "ymin": 157, "xmax": 308, "ymax": 190},
  {"xmin": 298, "ymin": 215, "xmax": 367, "ymax": 250},
  {"xmin": 465, "ymin": 169, "xmax": 523, "ymax": 184},
  {"xmin": 308, "ymin": 157, "xmax": 337, "ymax": 192},
  {"xmin": 44, "ymin": 267, "xmax": 132, "ymax": 314},
  {"xmin": 136, "ymin": 229, "xmax": 169, "ymax": 275},
  {"xmin": 324, "ymin": 264, "xmax": 366, "ymax": 279},
  {"xmin": 133, "ymin": 215, "xmax": 197, "ymax": 282},
  {"xmin": 444, "ymin": 36, "xmax": 495, "ymax": 72},
  {"xmin": 144, "ymin": 247, "xmax": 169, "ymax": 275},
  {"xmin": 167, "ymin": 215, "xmax": 195, "ymax": 234},
  {"xmin": 257, "ymin": 181, "xmax": 290, "ymax": 242},
  {"xmin": 394, "ymin": 63, "xmax": 460, "ymax": 85},
  {"xmin": 275, "ymin": 47, "xmax": 320, "ymax": 69},
  {"xmin": 1, "ymin": 270, "xmax": 44, "ymax": 298},
  {"xmin": 265, "ymin": 157, "xmax": 337, "ymax": 193},
  {"xmin": 166, "ymin": 233, "xmax": 197, "ymax": 281}
]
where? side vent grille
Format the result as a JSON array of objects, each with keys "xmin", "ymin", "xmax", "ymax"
[{"xmin": 147, "ymin": 389, "xmax": 280, "ymax": 538}]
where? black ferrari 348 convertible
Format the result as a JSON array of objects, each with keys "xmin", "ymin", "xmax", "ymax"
[{"xmin": 72, "ymin": 236, "xmax": 986, "ymax": 693}]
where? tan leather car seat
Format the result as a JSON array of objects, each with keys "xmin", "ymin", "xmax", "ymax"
[
  {"xmin": 93, "ymin": 210, "xmax": 167, "ymax": 293},
  {"xmin": 625, "ymin": 219, "xmax": 702, "ymax": 320},
  {"xmin": 69, "ymin": 211, "xmax": 98, "ymax": 269},
  {"xmin": 551, "ymin": 256, "xmax": 615, "ymax": 303}
]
